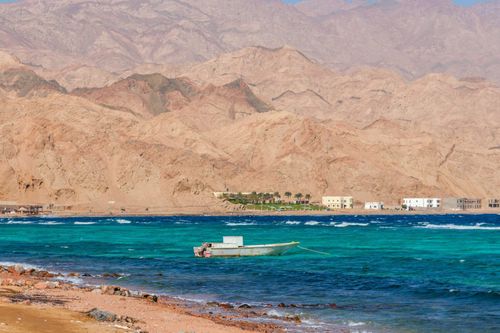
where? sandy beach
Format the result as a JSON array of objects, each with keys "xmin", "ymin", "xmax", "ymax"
[{"xmin": 0, "ymin": 265, "xmax": 283, "ymax": 333}]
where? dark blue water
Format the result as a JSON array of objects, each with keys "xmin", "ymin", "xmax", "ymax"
[{"xmin": 0, "ymin": 214, "xmax": 499, "ymax": 332}]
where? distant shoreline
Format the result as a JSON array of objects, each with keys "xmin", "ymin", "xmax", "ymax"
[{"xmin": 2, "ymin": 208, "xmax": 498, "ymax": 219}]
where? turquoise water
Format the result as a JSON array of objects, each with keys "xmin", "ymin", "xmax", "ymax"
[{"xmin": 0, "ymin": 214, "xmax": 499, "ymax": 332}]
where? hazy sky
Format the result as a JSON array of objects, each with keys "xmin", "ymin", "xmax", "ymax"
[{"xmin": 0, "ymin": 0, "xmax": 490, "ymax": 5}]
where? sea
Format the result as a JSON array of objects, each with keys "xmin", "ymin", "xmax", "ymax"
[{"xmin": 0, "ymin": 214, "xmax": 499, "ymax": 333}]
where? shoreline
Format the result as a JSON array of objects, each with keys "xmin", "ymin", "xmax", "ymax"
[
  {"xmin": 2, "ymin": 208, "xmax": 499, "ymax": 219},
  {"xmin": 0, "ymin": 264, "xmax": 289, "ymax": 333}
]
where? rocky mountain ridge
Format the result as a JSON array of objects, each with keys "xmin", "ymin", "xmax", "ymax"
[
  {"xmin": 0, "ymin": 47, "xmax": 498, "ymax": 213},
  {"xmin": 1, "ymin": 0, "xmax": 500, "ymax": 83}
]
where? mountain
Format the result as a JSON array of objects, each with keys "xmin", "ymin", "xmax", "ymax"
[
  {"xmin": 32, "ymin": 65, "xmax": 121, "ymax": 92},
  {"xmin": 0, "ymin": 50, "xmax": 21, "ymax": 69},
  {"xmin": 72, "ymin": 74, "xmax": 270, "ymax": 120},
  {"xmin": 1, "ymin": 0, "xmax": 500, "ymax": 83},
  {"xmin": 295, "ymin": 0, "xmax": 366, "ymax": 16},
  {"xmin": 184, "ymin": 47, "xmax": 500, "ymax": 131},
  {"xmin": 0, "ymin": 46, "xmax": 498, "ymax": 213},
  {"xmin": 296, "ymin": 0, "xmax": 500, "ymax": 82},
  {"xmin": 0, "ymin": 52, "xmax": 67, "ymax": 97},
  {"xmin": 73, "ymin": 74, "xmax": 198, "ymax": 117}
]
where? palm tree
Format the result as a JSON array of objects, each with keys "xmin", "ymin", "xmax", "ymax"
[
  {"xmin": 285, "ymin": 192, "xmax": 292, "ymax": 200},
  {"xmin": 294, "ymin": 193, "xmax": 303, "ymax": 203},
  {"xmin": 305, "ymin": 194, "xmax": 311, "ymax": 202},
  {"xmin": 250, "ymin": 192, "xmax": 258, "ymax": 204}
]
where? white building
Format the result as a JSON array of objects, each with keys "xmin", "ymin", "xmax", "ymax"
[
  {"xmin": 402, "ymin": 198, "xmax": 441, "ymax": 209},
  {"xmin": 322, "ymin": 196, "xmax": 353, "ymax": 209},
  {"xmin": 364, "ymin": 202, "xmax": 384, "ymax": 210}
]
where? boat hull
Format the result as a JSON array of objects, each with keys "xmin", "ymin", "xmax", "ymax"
[{"xmin": 196, "ymin": 242, "xmax": 299, "ymax": 257}]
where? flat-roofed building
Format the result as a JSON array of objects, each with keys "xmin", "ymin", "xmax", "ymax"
[
  {"xmin": 0, "ymin": 201, "xmax": 18, "ymax": 214},
  {"xmin": 0, "ymin": 201, "xmax": 44, "ymax": 215},
  {"xmin": 443, "ymin": 198, "xmax": 482, "ymax": 210},
  {"xmin": 488, "ymin": 199, "xmax": 499, "ymax": 208},
  {"xmin": 364, "ymin": 202, "xmax": 384, "ymax": 210},
  {"xmin": 402, "ymin": 198, "xmax": 441, "ymax": 209},
  {"xmin": 322, "ymin": 196, "xmax": 353, "ymax": 209}
]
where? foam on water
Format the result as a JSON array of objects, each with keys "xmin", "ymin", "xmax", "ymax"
[
  {"xmin": 115, "ymin": 219, "xmax": 132, "ymax": 224},
  {"xmin": 55, "ymin": 275, "xmax": 84, "ymax": 285},
  {"xmin": 304, "ymin": 221, "xmax": 321, "ymax": 226},
  {"xmin": 225, "ymin": 222, "xmax": 257, "ymax": 226},
  {"xmin": 39, "ymin": 221, "xmax": 64, "ymax": 225},
  {"xmin": 417, "ymin": 223, "xmax": 500, "ymax": 230},
  {"xmin": 266, "ymin": 309, "xmax": 285, "ymax": 317},
  {"xmin": 0, "ymin": 261, "xmax": 44, "ymax": 271},
  {"xmin": 331, "ymin": 222, "xmax": 369, "ymax": 228},
  {"xmin": 74, "ymin": 222, "xmax": 97, "ymax": 225}
]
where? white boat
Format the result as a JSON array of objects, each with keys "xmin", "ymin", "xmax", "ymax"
[{"xmin": 193, "ymin": 236, "xmax": 299, "ymax": 258}]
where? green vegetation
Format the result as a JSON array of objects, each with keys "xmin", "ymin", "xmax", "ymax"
[
  {"xmin": 246, "ymin": 203, "xmax": 324, "ymax": 211},
  {"xmin": 222, "ymin": 192, "xmax": 323, "ymax": 211}
]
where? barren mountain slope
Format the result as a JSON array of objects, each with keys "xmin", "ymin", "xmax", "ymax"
[
  {"xmin": 0, "ymin": 0, "xmax": 321, "ymax": 70},
  {"xmin": 33, "ymin": 65, "xmax": 121, "ymax": 92},
  {"xmin": 306, "ymin": 0, "xmax": 500, "ymax": 82},
  {"xmin": 185, "ymin": 47, "xmax": 500, "ymax": 133},
  {"xmin": 0, "ymin": 51, "xmax": 21, "ymax": 70},
  {"xmin": 72, "ymin": 73, "xmax": 271, "ymax": 121},
  {"xmin": 1, "ymin": 0, "xmax": 500, "ymax": 82},
  {"xmin": 31, "ymin": 63, "xmax": 191, "ymax": 92},
  {"xmin": 0, "ymin": 48, "xmax": 498, "ymax": 212},
  {"xmin": 73, "ymin": 74, "xmax": 198, "ymax": 118},
  {"xmin": 207, "ymin": 112, "xmax": 500, "ymax": 201},
  {"xmin": 295, "ymin": 0, "xmax": 366, "ymax": 16}
]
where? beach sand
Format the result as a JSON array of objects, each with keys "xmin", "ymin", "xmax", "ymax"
[
  {"xmin": 0, "ymin": 301, "xmax": 124, "ymax": 333},
  {"xmin": 0, "ymin": 266, "xmax": 283, "ymax": 333}
]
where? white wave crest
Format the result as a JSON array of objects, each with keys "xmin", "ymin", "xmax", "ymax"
[
  {"xmin": 225, "ymin": 222, "xmax": 257, "ymax": 226},
  {"xmin": 55, "ymin": 276, "xmax": 83, "ymax": 285},
  {"xmin": 304, "ymin": 221, "xmax": 322, "ymax": 226},
  {"xmin": 39, "ymin": 221, "xmax": 64, "ymax": 225},
  {"xmin": 0, "ymin": 261, "xmax": 44, "ymax": 271},
  {"xmin": 285, "ymin": 221, "xmax": 301, "ymax": 225},
  {"xmin": 348, "ymin": 321, "xmax": 366, "ymax": 327},
  {"xmin": 6, "ymin": 221, "xmax": 33, "ymax": 224},
  {"xmin": 115, "ymin": 219, "xmax": 131, "ymax": 224},
  {"xmin": 74, "ymin": 222, "xmax": 97, "ymax": 225},
  {"xmin": 331, "ymin": 222, "xmax": 369, "ymax": 228},
  {"xmin": 417, "ymin": 223, "xmax": 500, "ymax": 230},
  {"xmin": 266, "ymin": 309, "xmax": 285, "ymax": 317}
]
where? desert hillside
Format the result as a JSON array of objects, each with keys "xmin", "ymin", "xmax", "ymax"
[
  {"xmin": 0, "ymin": 47, "xmax": 498, "ymax": 212},
  {"xmin": 1, "ymin": 0, "xmax": 500, "ymax": 83}
]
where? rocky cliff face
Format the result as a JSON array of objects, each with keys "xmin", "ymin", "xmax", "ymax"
[{"xmin": 0, "ymin": 46, "xmax": 498, "ymax": 212}]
